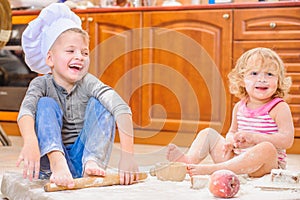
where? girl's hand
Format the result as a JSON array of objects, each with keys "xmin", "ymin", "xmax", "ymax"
[
  {"xmin": 222, "ymin": 141, "xmax": 234, "ymax": 158},
  {"xmin": 233, "ymin": 131, "xmax": 255, "ymax": 149},
  {"xmin": 16, "ymin": 142, "xmax": 40, "ymax": 181}
]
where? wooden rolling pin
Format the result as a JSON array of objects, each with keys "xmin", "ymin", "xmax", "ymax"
[{"xmin": 44, "ymin": 172, "xmax": 148, "ymax": 192}]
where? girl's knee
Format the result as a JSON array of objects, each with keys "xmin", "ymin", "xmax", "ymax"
[
  {"xmin": 254, "ymin": 142, "xmax": 277, "ymax": 158},
  {"xmin": 199, "ymin": 128, "xmax": 220, "ymax": 138},
  {"xmin": 195, "ymin": 128, "xmax": 223, "ymax": 148},
  {"xmin": 256, "ymin": 142, "xmax": 277, "ymax": 157}
]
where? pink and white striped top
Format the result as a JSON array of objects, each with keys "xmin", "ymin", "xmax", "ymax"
[{"xmin": 236, "ymin": 97, "xmax": 287, "ymax": 169}]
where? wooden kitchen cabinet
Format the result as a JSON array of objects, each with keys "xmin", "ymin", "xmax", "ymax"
[
  {"xmin": 80, "ymin": 10, "xmax": 233, "ymax": 146},
  {"xmin": 7, "ymin": 4, "xmax": 300, "ymax": 153},
  {"xmin": 80, "ymin": 12, "xmax": 144, "ymax": 133},
  {"xmin": 233, "ymin": 7, "xmax": 300, "ymax": 153},
  {"xmin": 139, "ymin": 10, "xmax": 233, "ymax": 146}
]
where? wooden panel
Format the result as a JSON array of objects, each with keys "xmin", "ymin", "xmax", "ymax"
[
  {"xmin": 133, "ymin": 129, "xmax": 198, "ymax": 147},
  {"xmin": 142, "ymin": 10, "xmax": 232, "ymax": 136},
  {"xmin": 86, "ymin": 12, "xmax": 143, "ymax": 127},
  {"xmin": 12, "ymin": 15, "xmax": 37, "ymax": 24},
  {"xmin": 0, "ymin": 112, "xmax": 18, "ymax": 122},
  {"xmin": 287, "ymin": 137, "xmax": 300, "ymax": 154},
  {"xmin": 0, "ymin": 122, "xmax": 20, "ymax": 136},
  {"xmin": 234, "ymin": 7, "xmax": 300, "ymax": 40}
]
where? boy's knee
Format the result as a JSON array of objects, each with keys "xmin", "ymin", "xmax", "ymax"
[
  {"xmin": 87, "ymin": 97, "xmax": 106, "ymax": 112},
  {"xmin": 37, "ymin": 97, "xmax": 58, "ymax": 108},
  {"xmin": 36, "ymin": 97, "xmax": 62, "ymax": 119},
  {"xmin": 87, "ymin": 98, "xmax": 112, "ymax": 116},
  {"xmin": 87, "ymin": 97, "xmax": 98, "ymax": 105}
]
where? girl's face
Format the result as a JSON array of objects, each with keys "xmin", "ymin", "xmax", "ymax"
[
  {"xmin": 243, "ymin": 54, "xmax": 279, "ymax": 103},
  {"xmin": 46, "ymin": 31, "xmax": 90, "ymax": 90}
]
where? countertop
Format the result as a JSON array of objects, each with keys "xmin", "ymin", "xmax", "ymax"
[{"xmin": 11, "ymin": 1, "xmax": 300, "ymax": 16}]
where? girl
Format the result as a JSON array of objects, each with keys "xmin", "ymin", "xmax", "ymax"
[{"xmin": 167, "ymin": 47, "xmax": 294, "ymax": 177}]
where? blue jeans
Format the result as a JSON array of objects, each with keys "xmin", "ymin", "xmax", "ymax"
[{"xmin": 35, "ymin": 97, "xmax": 116, "ymax": 179}]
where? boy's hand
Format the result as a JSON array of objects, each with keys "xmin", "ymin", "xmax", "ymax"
[
  {"xmin": 16, "ymin": 142, "xmax": 40, "ymax": 181},
  {"xmin": 118, "ymin": 152, "xmax": 139, "ymax": 185}
]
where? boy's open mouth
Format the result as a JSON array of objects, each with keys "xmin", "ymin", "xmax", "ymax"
[{"xmin": 69, "ymin": 64, "xmax": 82, "ymax": 71}]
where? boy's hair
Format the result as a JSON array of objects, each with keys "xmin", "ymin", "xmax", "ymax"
[
  {"xmin": 228, "ymin": 47, "xmax": 292, "ymax": 99},
  {"xmin": 61, "ymin": 28, "xmax": 90, "ymax": 42}
]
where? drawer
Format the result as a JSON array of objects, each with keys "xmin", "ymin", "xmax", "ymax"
[
  {"xmin": 0, "ymin": 122, "xmax": 20, "ymax": 136},
  {"xmin": 0, "ymin": 111, "xmax": 18, "ymax": 122},
  {"xmin": 233, "ymin": 40, "xmax": 300, "ymax": 68},
  {"xmin": 234, "ymin": 7, "xmax": 300, "ymax": 40},
  {"xmin": 12, "ymin": 15, "xmax": 37, "ymax": 24}
]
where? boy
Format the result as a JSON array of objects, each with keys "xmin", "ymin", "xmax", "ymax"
[{"xmin": 17, "ymin": 3, "xmax": 138, "ymax": 188}]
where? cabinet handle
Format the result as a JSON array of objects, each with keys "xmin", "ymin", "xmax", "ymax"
[
  {"xmin": 269, "ymin": 22, "xmax": 276, "ymax": 29},
  {"xmin": 222, "ymin": 13, "xmax": 230, "ymax": 19},
  {"xmin": 81, "ymin": 17, "xmax": 86, "ymax": 22},
  {"xmin": 87, "ymin": 17, "xmax": 94, "ymax": 22}
]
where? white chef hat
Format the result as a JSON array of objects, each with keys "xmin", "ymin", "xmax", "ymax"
[{"xmin": 22, "ymin": 3, "xmax": 82, "ymax": 74}]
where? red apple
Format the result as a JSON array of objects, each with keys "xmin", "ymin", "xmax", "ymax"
[{"xmin": 208, "ymin": 169, "xmax": 240, "ymax": 198}]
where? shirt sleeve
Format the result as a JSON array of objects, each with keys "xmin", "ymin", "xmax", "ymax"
[
  {"xmin": 17, "ymin": 76, "xmax": 46, "ymax": 121},
  {"xmin": 83, "ymin": 73, "xmax": 132, "ymax": 119}
]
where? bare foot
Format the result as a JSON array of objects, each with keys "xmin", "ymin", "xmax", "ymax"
[
  {"xmin": 187, "ymin": 164, "xmax": 214, "ymax": 176},
  {"xmin": 166, "ymin": 144, "xmax": 189, "ymax": 163},
  {"xmin": 48, "ymin": 151, "xmax": 74, "ymax": 188},
  {"xmin": 83, "ymin": 160, "xmax": 106, "ymax": 177}
]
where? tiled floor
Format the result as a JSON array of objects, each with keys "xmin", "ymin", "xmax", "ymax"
[{"xmin": 0, "ymin": 136, "xmax": 300, "ymax": 199}]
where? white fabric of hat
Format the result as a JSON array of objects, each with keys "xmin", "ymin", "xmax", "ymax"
[{"xmin": 22, "ymin": 3, "xmax": 82, "ymax": 74}]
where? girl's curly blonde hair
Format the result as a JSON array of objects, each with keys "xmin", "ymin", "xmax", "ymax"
[{"xmin": 228, "ymin": 47, "xmax": 292, "ymax": 99}]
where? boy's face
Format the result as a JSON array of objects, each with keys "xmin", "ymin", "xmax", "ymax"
[{"xmin": 46, "ymin": 31, "xmax": 90, "ymax": 88}]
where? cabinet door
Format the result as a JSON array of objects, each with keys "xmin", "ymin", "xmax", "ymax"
[
  {"xmin": 86, "ymin": 12, "xmax": 143, "ymax": 125},
  {"xmin": 141, "ymin": 10, "xmax": 233, "ymax": 145},
  {"xmin": 77, "ymin": 13, "xmax": 89, "ymax": 33},
  {"xmin": 233, "ymin": 41, "xmax": 300, "ymax": 138}
]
